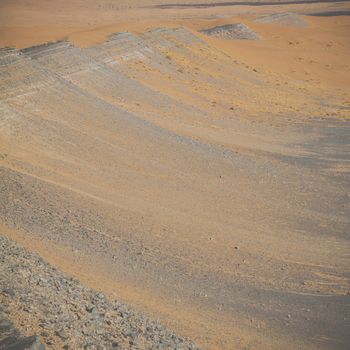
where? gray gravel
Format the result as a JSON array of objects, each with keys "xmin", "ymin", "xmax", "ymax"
[
  {"xmin": 0, "ymin": 311, "xmax": 44, "ymax": 350},
  {"xmin": 0, "ymin": 234, "xmax": 202, "ymax": 350},
  {"xmin": 200, "ymin": 23, "xmax": 260, "ymax": 40},
  {"xmin": 255, "ymin": 12, "xmax": 307, "ymax": 26}
]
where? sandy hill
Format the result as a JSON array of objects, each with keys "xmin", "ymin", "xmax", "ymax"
[{"xmin": 0, "ymin": 1, "xmax": 349, "ymax": 350}]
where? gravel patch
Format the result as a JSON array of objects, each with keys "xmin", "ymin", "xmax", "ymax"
[
  {"xmin": 0, "ymin": 234, "xmax": 202, "ymax": 350},
  {"xmin": 200, "ymin": 23, "xmax": 260, "ymax": 40},
  {"xmin": 255, "ymin": 12, "xmax": 307, "ymax": 26}
]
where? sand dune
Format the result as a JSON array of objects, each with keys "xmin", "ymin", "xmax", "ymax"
[{"xmin": 0, "ymin": 1, "xmax": 349, "ymax": 349}]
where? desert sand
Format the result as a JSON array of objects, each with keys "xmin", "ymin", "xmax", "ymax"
[{"xmin": 0, "ymin": 0, "xmax": 349, "ymax": 349}]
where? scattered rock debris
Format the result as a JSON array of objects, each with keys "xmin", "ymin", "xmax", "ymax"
[
  {"xmin": 0, "ymin": 234, "xmax": 202, "ymax": 349},
  {"xmin": 200, "ymin": 23, "xmax": 260, "ymax": 40},
  {"xmin": 255, "ymin": 13, "xmax": 307, "ymax": 27}
]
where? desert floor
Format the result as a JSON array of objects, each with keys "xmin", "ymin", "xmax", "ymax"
[{"xmin": 0, "ymin": 0, "xmax": 349, "ymax": 349}]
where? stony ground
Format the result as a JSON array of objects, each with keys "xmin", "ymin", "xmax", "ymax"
[
  {"xmin": 255, "ymin": 12, "xmax": 307, "ymax": 26},
  {"xmin": 0, "ymin": 312, "xmax": 44, "ymax": 350},
  {"xmin": 200, "ymin": 23, "xmax": 260, "ymax": 40},
  {"xmin": 0, "ymin": 234, "xmax": 201, "ymax": 350}
]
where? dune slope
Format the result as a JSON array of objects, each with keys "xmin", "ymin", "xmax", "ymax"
[{"xmin": 0, "ymin": 5, "xmax": 349, "ymax": 350}]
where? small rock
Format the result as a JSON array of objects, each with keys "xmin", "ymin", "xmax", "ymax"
[{"xmin": 85, "ymin": 304, "xmax": 94, "ymax": 313}]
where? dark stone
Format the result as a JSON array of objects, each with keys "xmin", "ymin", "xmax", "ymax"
[{"xmin": 3, "ymin": 335, "xmax": 45, "ymax": 350}]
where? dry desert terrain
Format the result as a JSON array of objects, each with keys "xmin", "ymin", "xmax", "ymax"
[{"xmin": 0, "ymin": 0, "xmax": 350, "ymax": 349}]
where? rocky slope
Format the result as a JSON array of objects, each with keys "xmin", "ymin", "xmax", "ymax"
[{"xmin": 0, "ymin": 234, "xmax": 201, "ymax": 350}]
